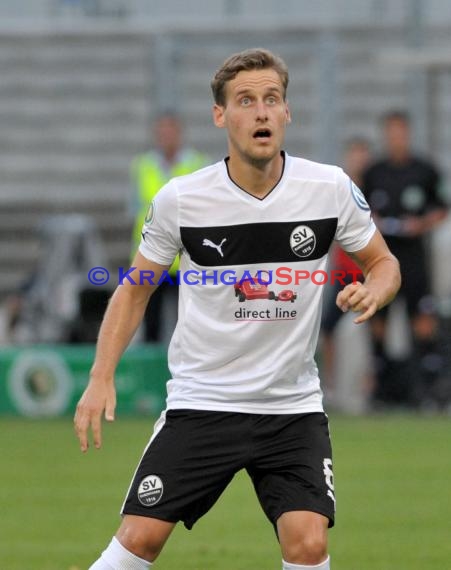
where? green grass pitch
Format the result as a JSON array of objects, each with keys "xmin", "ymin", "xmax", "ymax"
[{"xmin": 1, "ymin": 413, "xmax": 450, "ymax": 569}]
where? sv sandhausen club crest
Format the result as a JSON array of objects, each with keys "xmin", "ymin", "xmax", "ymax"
[
  {"xmin": 137, "ymin": 474, "xmax": 164, "ymax": 506},
  {"xmin": 290, "ymin": 224, "xmax": 316, "ymax": 258}
]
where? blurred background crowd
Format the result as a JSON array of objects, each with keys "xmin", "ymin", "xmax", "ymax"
[{"xmin": 0, "ymin": 0, "xmax": 451, "ymax": 415}]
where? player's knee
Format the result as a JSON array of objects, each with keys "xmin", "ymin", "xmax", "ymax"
[
  {"xmin": 116, "ymin": 516, "xmax": 173, "ymax": 562},
  {"xmin": 115, "ymin": 530, "xmax": 159, "ymax": 561},
  {"xmin": 284, "ymin": 530, "xmax": 328, "ymax": 565}
]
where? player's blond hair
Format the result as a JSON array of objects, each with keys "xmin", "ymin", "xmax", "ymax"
[{"xmin": 211, "ymin": 48, "xmax": 289, "ymax": 106}]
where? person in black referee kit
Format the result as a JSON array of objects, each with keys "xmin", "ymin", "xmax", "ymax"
[
  {"xmin": 363, "ymin": 110, "xmax": 448, "ymax": 408},
  {"xmin": 75, "ymin": 48, "xmax": 401, "ymax": 570}
]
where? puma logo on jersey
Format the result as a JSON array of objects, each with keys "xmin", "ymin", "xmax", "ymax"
[{"xmin": 202, "ymin": 238, "xmax": 227, "ymax": 257}]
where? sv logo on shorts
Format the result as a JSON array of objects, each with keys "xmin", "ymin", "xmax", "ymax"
[
  {"xmin": 323, "ymin": 458, "xmax": 336, "ymax": 510},
  {"xmin": 137, "ymin": 475, "xmax": 164, "ymax": 507}
]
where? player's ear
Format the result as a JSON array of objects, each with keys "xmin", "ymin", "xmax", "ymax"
[
  {"xmin": 213, "ymin": 104, "xmax": 226, "ymax": 128},
  {"xmin": 285, "ymin": 101, "xmax": 291, "ymax": 125}
]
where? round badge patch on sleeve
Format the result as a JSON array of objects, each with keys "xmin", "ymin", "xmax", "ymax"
[
  {"xmin": 144, "ymin": 201, "xmax": 155, "ymax": 224},
  {"xmin": 350, "ymin": 181, "xmax": 370, "ymax": 211}
]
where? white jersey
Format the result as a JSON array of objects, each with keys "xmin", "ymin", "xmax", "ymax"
[{"xmin": 139, "ymin": 152, "xmax": 376, "ymax": 414}]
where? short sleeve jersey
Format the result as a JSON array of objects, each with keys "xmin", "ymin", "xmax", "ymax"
[{"xmin": 140, "ymin": 152, "xmax": 376, "ymax": 414}]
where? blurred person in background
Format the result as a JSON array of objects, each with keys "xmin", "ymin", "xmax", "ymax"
[
  {"xmin": 320, "ymin": 138, "xmax": 372, "ymax": 406},
  {"xmin": 363, "ymin": 110, "xmax": 448, "ymax": 408},
  {"xmin": 129, "ymin": 111, "xmax": 208, "ymax": 343}
]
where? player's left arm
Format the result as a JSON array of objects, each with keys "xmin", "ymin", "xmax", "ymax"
[{"xmin": 336, "ymin": 229, "xmax": 401, "ymax": 324}]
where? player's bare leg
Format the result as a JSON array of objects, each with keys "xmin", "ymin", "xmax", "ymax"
[
  {"xmin": 89, "ymin": 515, "xmax": 175, "ymax": 569},
  {"xmin": 277, "ymin": 511, "xmax": 330, "ymax": 568},
  {"xmin": 116, "ymin": 515, "xmax": 175, "ymax": 561}
]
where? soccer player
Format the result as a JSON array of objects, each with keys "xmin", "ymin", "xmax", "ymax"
[{"xmin": 74, "ymin": 48, "xmax": 401, "ymax": 570}]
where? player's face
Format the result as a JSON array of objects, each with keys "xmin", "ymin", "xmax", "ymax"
[{"xmin": 213, "ymin": 69, "xmax": 290, "ymax": 167}]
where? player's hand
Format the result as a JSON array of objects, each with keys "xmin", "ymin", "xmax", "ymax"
[
  {"xmin": 74, "ymin": 380, "xmax": 116, "ymax": 453},
  {"xmin": 336, "ymin": 281, "xmax": 378, "ymax": 324}
]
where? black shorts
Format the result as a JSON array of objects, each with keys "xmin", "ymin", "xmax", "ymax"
[{"xmin": 121, "ymin": 410, "xmax": 336, "ymax": 530}]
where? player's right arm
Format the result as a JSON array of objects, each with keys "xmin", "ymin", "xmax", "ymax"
[{"xmin": 74, "ymin": 251, "xmax": 170, "ymax": 452}]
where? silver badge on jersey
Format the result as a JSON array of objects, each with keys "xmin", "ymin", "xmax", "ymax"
[{"xmin": 290, "ymin": 225, "xmax": 316, "ymax": 258}]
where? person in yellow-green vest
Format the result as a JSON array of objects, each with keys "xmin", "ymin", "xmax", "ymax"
[{"xmin": 130, "ymin": 111, "xmax": 209, "ymax": 343}]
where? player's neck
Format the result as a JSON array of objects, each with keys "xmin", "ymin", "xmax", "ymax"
[{"xmin": 227, "ymin": 152, "xmax": 284, "ymax": 199}]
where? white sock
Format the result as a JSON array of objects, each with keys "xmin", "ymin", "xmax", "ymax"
[
  {"xmin": 89, "ymin": 536, "xmax": 152, "ymax": 569},
  {"xmin": 283, "ymin": 555, "xmax": 330, "ymax": 569}
]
